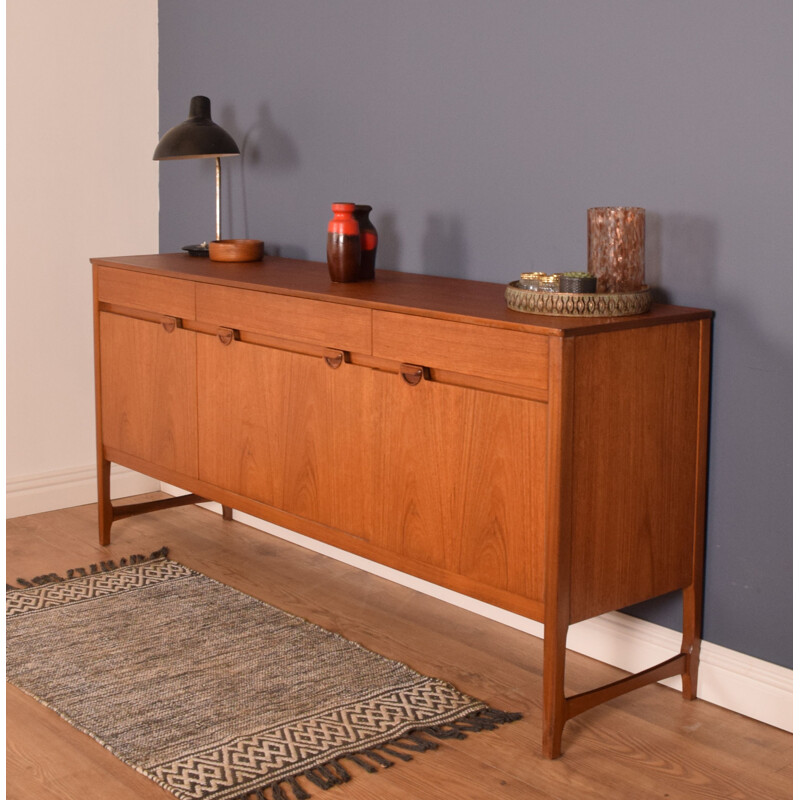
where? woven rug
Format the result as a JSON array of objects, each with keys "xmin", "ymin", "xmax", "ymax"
[{"xmin": 6, "ymin": 548, "xmax": 520, "ymax": 800}]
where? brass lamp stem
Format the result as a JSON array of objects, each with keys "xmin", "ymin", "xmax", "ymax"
[{"xmin": 215, "ymin": 157, "xmax": 222, "ymax": 242}]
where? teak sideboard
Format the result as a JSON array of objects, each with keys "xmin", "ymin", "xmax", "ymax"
[{"xmin": 91, "ymin": 253, "xmax": 712, "ymax": 757}]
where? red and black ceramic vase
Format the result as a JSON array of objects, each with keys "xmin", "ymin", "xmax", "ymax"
[
  {"xmin": 353, "ymin": 204, "xmax": 378, "ymax": 280},
  {"xmin": 326, "ymin": 203, "xmax": 361, "ymax": 282}
]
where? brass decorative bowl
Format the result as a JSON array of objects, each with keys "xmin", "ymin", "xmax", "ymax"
[
  {"xmin": 208, "ymin": 239, "xmax": 264, "ymax": 262},
  {"xmin": 505, "ymin": 282, "xmax": 652, "ymax": 318}
]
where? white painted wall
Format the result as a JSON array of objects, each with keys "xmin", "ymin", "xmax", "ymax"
[{"xmin": 7, "ymin": 0, "xmax": 161, "ymax": 514}]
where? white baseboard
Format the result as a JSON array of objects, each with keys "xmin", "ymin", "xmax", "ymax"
[
  {"xmin": 6, "ymin": 464, "xmax": 160, "ymax": 519},
  {"xmin": 164, "ymin": 486, "xmax": 793, "ymax": 733}
]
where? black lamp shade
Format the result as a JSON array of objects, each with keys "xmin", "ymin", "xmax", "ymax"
[{"xmin": 153, "ymin": 96, "xmax": 240, "ymax": 160}]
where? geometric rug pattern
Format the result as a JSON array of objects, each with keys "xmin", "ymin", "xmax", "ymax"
[{"xmin": 7, "ymin": 549, "xmax": 520, "ymax": 800}]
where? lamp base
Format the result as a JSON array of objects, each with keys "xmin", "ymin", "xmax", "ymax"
[{"xmin": 182, "ymin": 243, "xmax": 210, "ymax": 257}]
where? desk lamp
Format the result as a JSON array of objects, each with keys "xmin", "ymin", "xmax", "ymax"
[{"xmin": 153, "ymin": 95, "xmax": 240, "ymax": 255}]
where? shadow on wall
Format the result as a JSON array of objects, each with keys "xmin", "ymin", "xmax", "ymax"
[
  {"xmin": 375, "ymin": 213, "xmax": 401, "ymax": 271},
  {"xmin": 219, "ymin": 102, "xmax": 301, "ymax": 243},
  {"xmin": 263, "ymin": 243, "xmax": 308, "ymax": 260},
  {"xmin": 421, "ymin": 214, "xmax": 467, "ymax": 278},
  {"xmin": 646, "ymin": 213, "xmax": 719, "ymax": 305},
  {"xmin": 243, "ymin": 103, "xmax": 301, "ymax": 173}
]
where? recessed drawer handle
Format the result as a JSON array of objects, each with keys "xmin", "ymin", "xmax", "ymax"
[
  {"xmin": 160, "ymin": 316, "xmax": 179, "ymax": 333},
  {"xmin": 217, "ymin": 327, "xmax": 236, "ymax": 346},
  {"xmin": 324, "ymin": 349, "xmax": 345, "ymax": 369},
  {"xmin": 400, "ymin": 364, "xmax": 426, "ymax": 386}
]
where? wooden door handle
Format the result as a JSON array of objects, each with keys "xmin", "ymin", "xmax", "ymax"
[
  {"xmin": 160, "ymin": 316, "xmax": 179, "ymax": 333},
  {"xmin": 323, "ymin": 349, "xmax": 345, "ymax": 369},
  {"xmin": 400, "ymin": 364, "xmax": 426, "ymax": 386},
  {"xmin": 217, "ymin": 327, "xmax": 236, "ymax": 346}
]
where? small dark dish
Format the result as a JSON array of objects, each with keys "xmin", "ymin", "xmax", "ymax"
[
  {"xmin": 559, "ymin": 274, "xmax": 597, "ymax": 293},
  {"xmin": 182, "ymin": 244, "xmax": 210, "ymax": 257}
]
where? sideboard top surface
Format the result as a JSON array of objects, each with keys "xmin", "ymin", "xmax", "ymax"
[{"xmin": 91, "ymin": 253, "xmax": 712, "ymax": 337}]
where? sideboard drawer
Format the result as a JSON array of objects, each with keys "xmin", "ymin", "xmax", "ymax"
[
  {"xmin": 95, "ymin": 266, "xmax": 196, "ymax": 319},
  {"xmin": 373, "ymin": 311, "xmax": 549, "ymax": 393},
  {"xmin": 196, "ymin": 284, "xmax": 372, "ymax": 353}
]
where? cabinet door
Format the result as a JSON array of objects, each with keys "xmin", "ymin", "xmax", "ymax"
[
  {"xmin": 197, "ymin": 336, "xmax": 375, "ymax": 539},
  {"xmin": 374, "ymin": 373, "xmax": 547, "ymax": 604},
  {"xmin": 99, "ymin": 312, "xmax": 198, "ymax": 477}
]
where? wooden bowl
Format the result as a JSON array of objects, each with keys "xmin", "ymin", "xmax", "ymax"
[{"xmin": 208, "ymin": 239, "xmax": 264, "ymax": 262}]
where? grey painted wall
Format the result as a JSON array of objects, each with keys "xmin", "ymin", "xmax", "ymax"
[{"xmin": 157, "ymin": 1, "xmax": 791, "ymax": 667}]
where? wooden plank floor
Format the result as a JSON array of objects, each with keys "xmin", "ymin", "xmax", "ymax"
[{"xmin": 6, "ymin": 498, "xmax": 792, "ymax": 800}]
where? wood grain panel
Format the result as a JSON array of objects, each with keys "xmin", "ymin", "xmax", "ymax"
[
  {"xmin": 197, "ymin": 336, "xmax": 376, "ymax": 539},
  {"xmin": 374, "ymin": 373, "xmax": 547, "ymax": 603},
  {"xmin": 196, "ymin": 336, "xmax": 285, "ymax": 508},
  {"xmin": 454, "ymin": 389, "xmax": 547, "ymax": 600},
  {"xmin": 95, "ymin": 266, "xmax": 195, "ymax": 319},
  {"xmin": 98, "ymin": 312, "xmax": 198, "ymax": 477},
  {"xmin": 96, "ymin": 446, "xmax": 548, "ymax": 622},
  {"xmin": 569, "ymin": 321, "xmax": 702, "ymax": 621},
  {"xmin": 373, "ymin": 311, "xmax": 549, "ymax": 393},
  {"xmin": 196, "ymin": 284, "xmax": 372, "ymax": 353},
  {"xmin": 324, "ymin": 359, "xmax": 377, "ymax": 538}
]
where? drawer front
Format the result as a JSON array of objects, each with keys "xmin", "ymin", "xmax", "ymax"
[
  {"xmin": 196, "ymin": 284, "xmax": 372, "ymax": 353},
  {"xmin": 373, "ymin": 311, "xmax": 549, "ymax": 393},
  {"xmin": 95, "ymin": 266, "xmax": 195, "ymax": 319}
]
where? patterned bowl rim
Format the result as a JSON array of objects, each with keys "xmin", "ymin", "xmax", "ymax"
[{"xmin": 505, "ymin": 283, "xmax": 653, "ymax": 318}]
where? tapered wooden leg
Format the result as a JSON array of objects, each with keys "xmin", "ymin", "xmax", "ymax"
[
  {"xmin": 683, "ymin": 317, "xmax": 710, "ymax": 699},
  {"xmin": 97, "ymin": 458, "xmax": 113, "ymax": 546},
  {"xmin": 222, "ymin": 505, "xmax": 233, "ymax": 521},
  {"xmin": 541, "ymin": 336, "xmax": 575, "ymax": 758},
  {"xmin": 542, "ymin": 618, "xmax": 569, "ymax": 758},
  {"xmin": 681, "ymin": 583, "xmax": 702, "ymax": 699}
]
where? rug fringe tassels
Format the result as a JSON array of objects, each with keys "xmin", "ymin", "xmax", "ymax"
[
  {"xmin": 233, "ymin": 707, "xmax": 521, "ymax": 800},
  {"xmin": 6, "ymin": 547, "xmax": 170, "ymax": 591}
]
